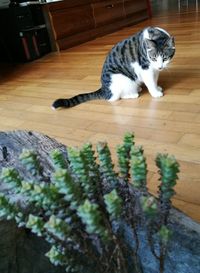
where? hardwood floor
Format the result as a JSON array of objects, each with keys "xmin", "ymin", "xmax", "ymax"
[
  {"xmin": 0, "ymin": 7, "xmax": 200, "ymax": 222},
  {"xmin": 151, "ymin": 0, "xmax": 200, "ymax": 16}
]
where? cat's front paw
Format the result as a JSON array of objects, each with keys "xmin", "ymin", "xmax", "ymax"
[
  {"xmin": 151, "ymin": 90, "xmax": 163, "ymax": 98},
  {"xmin": 157, "ymin": 86, "xmax": 163, "ymax": 92}
]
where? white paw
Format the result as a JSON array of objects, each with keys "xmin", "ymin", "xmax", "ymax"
[
  {"xmin": 108, "ymin": 95, "xmax": 120, "ymax": 102},
  {"xmin": 151, "ymin": 90, "xmax": 163, "ymax": 98},
  {"xmin": 157, "ymin": 86, "xmax": 163, "ymax": 92},
  {"xmin": 130, "ymin": 93, "xmax": 139, "ymax": 99},
  {"xmin": 121, "ymin": 93, "xmax": 139, "ymax": 99}
]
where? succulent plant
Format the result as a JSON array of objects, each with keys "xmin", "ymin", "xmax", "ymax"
[{"xmin": 0, "ymin": 133, "xmax": 180, "ymax": 273}]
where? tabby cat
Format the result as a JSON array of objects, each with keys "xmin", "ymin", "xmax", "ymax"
[{"xmin": 52, "ymin": 27, "xmax": 175, "ymax": 109}]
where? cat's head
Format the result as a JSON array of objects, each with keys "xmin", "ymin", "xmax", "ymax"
[{"xmin": 144, "ymin": 27, "xmax": 175, "ymax": 71}]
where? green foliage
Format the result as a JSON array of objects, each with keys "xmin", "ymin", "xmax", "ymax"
[
  {"xmin": 46, "ymin": 245, "xmax": 67, "ymax": 266},
  {"xmin": 0, "ymin": 132, "xmax": 180, "ymax": 273},
  {"xmin": 80, "ymin": 143, "xmax": 100, "ymax": 197},
  {"xmin": 67, "ymin": 145, "xmax": 98, "ymax": 198},
  {"xmin": 123, "ymin": 132, "xmax": 135, "ymax": 150},
  {"xmin": 97, "ymin": 142, "xmax": 117, "ymax": 187},
  {"xmin": 0, "ymin": 194, "xmax": 18, "ymax": 220},
  {"xmin": 68, "ymin": 147, "xmax": 90, "ymax": 192},
  {"xmin": 22, "ymin": 181, "xmax": 60, "ymax": 211},
  {"xmin": 26, "ymin": 214, "xmax": 45, "ymax": 236},
  {"xmin": 52, "ymin": 169, "xmax": 82, "ymax": 210},
  {"xmin": 19, "ymin": 149, "xmax": 42, "ymax": 177},
  {"xmin": 0, "ymin": 168, "xmax": 22, "ymax": 190},
  {"xmin": 104, "ymin": 189, "xmax": 122, "ymax": 220},
  {"xmin": 130, "ymin": 146, "xmax": 147, "ymax": 190},
  {"xmin": 116, "ymin": 144, "xmax": 129, "ymax": 179},
  {"xmin": 44, "ymin": 215, "xmax": 71, "ymax": 240},
  {"xmin": 158, "ymin": 225, "xmax": 172, "ymax": 246},
  {"xmin": 117, "ymin": 133, "xmax": 135, "ymax": 180},
  {"xmin": 140, "ymin": 196, "xmax": 158, "ymax": 218},
  {"xmin": 50, "ymin": 149, "xmax": 68, "ymax": 170},
  {"xmin": 81, "ymin": 143, "xmax": 99, "ymax": 176},
  {"xmin": 156, "ymin": 154, "xmax": 180, "ymax": 201},
  {"xmin": 77, "ymin": 199, "xmax": 109, "ymax": 241}
]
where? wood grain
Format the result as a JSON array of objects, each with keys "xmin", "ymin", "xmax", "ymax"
[
  {"xmin": 0, "ymin": 7, "xmax": 200, "ymax": 222},
  {"xmin": 47, "ymin": 0, "xmax": 148, "ymax": 50}
]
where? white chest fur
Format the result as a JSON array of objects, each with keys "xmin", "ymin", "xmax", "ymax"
[{"xmin": 131, "ymin": 62, "xmax": 163, "ymax": 98}]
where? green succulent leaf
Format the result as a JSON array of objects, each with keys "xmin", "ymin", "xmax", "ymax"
[
  {"xmin": 19, "ymin": 149, "xmax": 42, "ymax": 177},
  {"xmin": 77, "ymin": 199, "xmax": 109, "ymax": 241},
  {"xmin": 104, "ymin": 189, "xmax": 122, "ymax": 220},
  {"xmin": 26, "ymin": 214, "xmax": 45, "ymax": 236},
  {"xmin": 52, "ymin": 169, "xmax": 82, "ymax": 209},
  {"xmin": 116, "ymin": 144, "xmax": 130, "ymax": 179},
  {"xmin": 158, "ymin": 225, "xmax": 172, "ymax": 245},
  {"xmin": 80, "ymin": 143, "xmax": 100, "ymax": 194},
  {"xmin": 0, "ymin": 168, "xmax": 22, "ymax": 190},
  {"xmin": 68, "ymin": 147, "xmax": 94, "ymax": 196},
  {"xmin": 97, "ymin": 142, "xmax": 117, "ymax": 187},
  {"xmin": 123, "ymin": 132, "xmax": 135, "ymax": 151},
  {"xmin": 44, "ymin": 215, "xmax": 71, "ymax": 240},
  {"xmin": 46, "ymin": 245, "xmax": 67, "ymax": 266},
  {"xmin": 156, "ymin": 154, "xmax": 180, "ymax": 201},
  {"xmin": 50, "ymin": 149, "xmax": 68, "ymax": 170},
  {"xmin": 130, "ymin": 146, "xmax": 147, "ymax": 190},
  {"xmin": 0, "ymin": 194, "xmax": 18, "ymax": 220}
]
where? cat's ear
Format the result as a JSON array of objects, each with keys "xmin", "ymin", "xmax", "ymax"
[
  {"xmin": 145, "ymin": 39, "xmax": 156, "ymax": 50},
  {"xmin": 166, "ymin": 36, "xmax": 175, "ymax": 48}
]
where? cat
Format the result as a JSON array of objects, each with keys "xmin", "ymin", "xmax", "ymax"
[{"xmin": 52, "ymin": 26, "xmax": 175, "ymax": 109}]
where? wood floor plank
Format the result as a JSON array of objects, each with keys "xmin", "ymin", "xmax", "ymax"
[{"xmin": 178, "ymin": 133, "xmax": 200, "ymax": 147}]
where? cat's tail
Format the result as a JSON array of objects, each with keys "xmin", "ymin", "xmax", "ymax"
[{"xmin": 52, "ymin": 88, "xmax": 105, "ymax": 109}]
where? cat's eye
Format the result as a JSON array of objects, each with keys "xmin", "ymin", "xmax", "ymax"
[
  {"xmin": 151, "ymin": 55, "xmax": 157, "ymax": 61},
  {"xmin": 163, "ymin": 56, "xmax": 168, "ymax": 61}
]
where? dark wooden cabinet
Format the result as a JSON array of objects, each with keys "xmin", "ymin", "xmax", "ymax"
[
  {"xmin": 92, "ymin": 0, "xmax": 125, "ymax": 27},
  {"xmin": 46, "ymin": 0, "xmax": 149, "ymax": 50},
  {"xmin": 48, "ymin": 0, "xmax": 95, "ymax": 49},
  {"xmin": 51, "ymin": 4, "xmax": 95, "ymax": 39},
  {"xmin": 124, "ymin": 0, "xmax": 147, "ymax": 17},
  {"xmin": 0, "ymin": 0, "xmax": 150, "ymax": 61}
]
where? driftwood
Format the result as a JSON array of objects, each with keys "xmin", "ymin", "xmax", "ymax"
[{"xmin": 0, "ymin": 130, "xmax": 199, "ymax": 273}]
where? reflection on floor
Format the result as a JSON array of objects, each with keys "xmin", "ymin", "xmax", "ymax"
[{"xmin": 151, "ymin": 0, "xmax": 199, "ymax": 15}]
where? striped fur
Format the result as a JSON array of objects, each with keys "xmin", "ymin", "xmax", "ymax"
[
  {"xmin": 52, "ymin": 27, "xmax": 175, "ymax": 109},
  {"xmin": 52, "ymin": 89, "xmax": 104, "ymax": 108}
]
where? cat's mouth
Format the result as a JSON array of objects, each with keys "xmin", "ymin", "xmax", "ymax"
[{"xmin": 157, "ymin": 64, "xmax": 167, "ymax": 71}]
